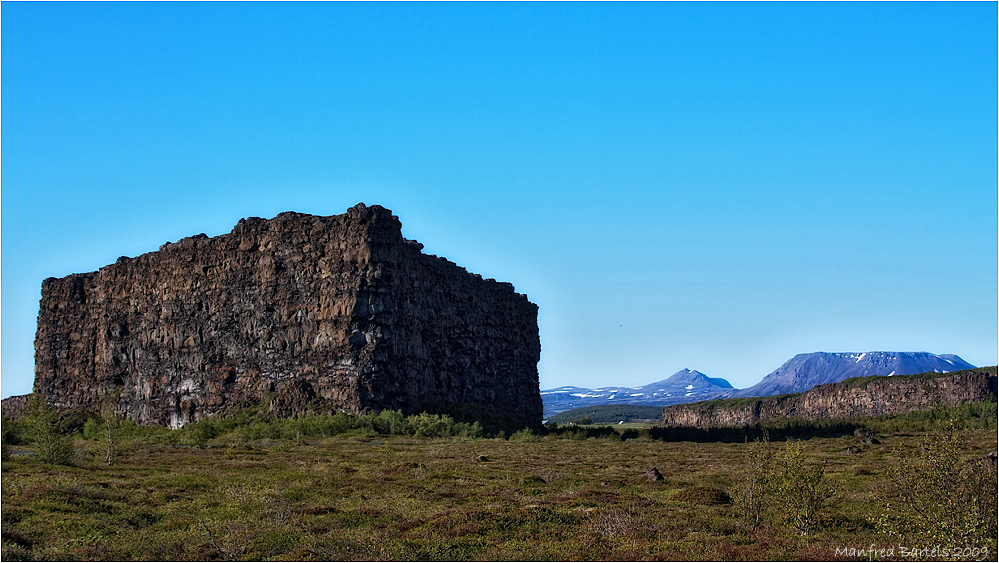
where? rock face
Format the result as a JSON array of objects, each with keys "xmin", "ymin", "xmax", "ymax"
[
  {"xmin": 1, "ymin": 394, "xmax": 31, "ymax": 421},
  {"xmin": 661, "ymin": 368, "xmax": 997, "ymax": 427},
  {"xmin": 33, "ymin": 204, "xmax": 542, "ymax": 429}
]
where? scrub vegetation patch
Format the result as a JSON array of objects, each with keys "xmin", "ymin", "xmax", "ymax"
[{"xmin": 2, "ymin": 403, "xmax": 996, "ymax": 561}]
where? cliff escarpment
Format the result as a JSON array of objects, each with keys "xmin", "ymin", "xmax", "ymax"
[
  {"xmin": 32, "ymin": 203, "xmax": 542, "ymax": 429},
  {"xmin": 661, "ymin": 368, "xmax": 997, "ymax": 427}
]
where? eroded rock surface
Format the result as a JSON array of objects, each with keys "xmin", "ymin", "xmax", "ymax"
[
  {"xmin": 33, "ymin": 204, "xmax": 542, "ymax": 428},
  {"xmin": 1, "ymin": 394, "xmax": 31, "ymax": 421},
  {"xmin": 661, "ymin": 368, "xmax": 997, "ymax": 427}
]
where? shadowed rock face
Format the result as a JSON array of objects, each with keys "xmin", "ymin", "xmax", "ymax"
[
  {"xmin": 33, "ymin": 203, "xmax": 542, "ymax": 428},
  {"xmin": 661, "ymin": 369, "xmax": 997, "ymax": 428}
]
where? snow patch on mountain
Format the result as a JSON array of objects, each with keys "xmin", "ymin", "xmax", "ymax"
[
  {"xmin": 541, "ymin": 369, "xmax": 735, "ymax": 418},
  {"xmin": 542, "ymin": 352, "xmax": 976, "ymax": 418},
  {"xmin": 734, "ymin": 352, "xmax": 975, "ymax": 398}
]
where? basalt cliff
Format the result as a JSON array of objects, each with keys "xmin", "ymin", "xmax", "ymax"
[
  {"xmin": 28, "ymin": 203, "xmax": 542, "ymax": 429},
  {"xmin": 661, "ymin": 368, "xmax": 997, "ymax": 427}
]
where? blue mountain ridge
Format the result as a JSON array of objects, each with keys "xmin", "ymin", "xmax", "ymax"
[
  {"xmin": 541, "ymin": 368, "xmax": 734, "ymax": 418},
  {"xmin": 541, "ymin": 352, "xmax": 976, "ymax": 418}
]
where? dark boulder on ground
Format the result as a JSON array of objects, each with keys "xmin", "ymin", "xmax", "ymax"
[{"xmin": 643, "ymin": 467, "xmax": 664, "ymax": 482}]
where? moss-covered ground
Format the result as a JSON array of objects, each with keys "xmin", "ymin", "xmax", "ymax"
[{"xmin": 2, "ymin": 425, "xmax": 995, "ymax": 561}]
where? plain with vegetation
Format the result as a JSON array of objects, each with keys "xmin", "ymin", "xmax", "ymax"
[{"xmin": 1, "ymin": 395, "xmax": 996, "ymax": 561}]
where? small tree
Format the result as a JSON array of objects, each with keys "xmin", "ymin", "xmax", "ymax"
[
  {"xmin": 874, "ymin": 421, "xmax": 998, "ymax": 550},
  {"xmin": 774, "ymin": 440, "xmax": 832, "ymax": 535},
  {"xmin": 736, "ymin": 434, "xmax": 778, "ymax": 531},
  {"xmin": 97, "ymin": 389, "xmax": 128, "ymax": 466},
  {"xmin": 737, "ymin": 435, "xmax": 833, "ymax": 535},
  {"xmin": 370, "ymin": 409, "xmax": 408, "ymax": 435},
  {"xmin": 24, "ymin": 395, "xmax": 74, "ymax": 465}
]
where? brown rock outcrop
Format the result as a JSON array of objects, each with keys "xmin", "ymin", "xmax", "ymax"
[
  {"xmin": 661, "ymin": 368, "xmax": 997, "ymax": 427},
  {"xmin": 32, "ymin": 203, "xmax": 542, "ymax": 429},
  {"xmin": 1, "ymin": 394, "xmax": 32, "ymax": 421}
]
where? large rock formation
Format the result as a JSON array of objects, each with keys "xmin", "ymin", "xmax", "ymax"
[
  {"xmin": 661, "ymin": 368, "xmax": 997, "ymax": 427},
  {"xmin": 31, "ymin": 203, "xmax": 542, "ymax": 429},
  {"xmin": 1, "ymin": 394, "xmax": 31, "ymax": 422}
]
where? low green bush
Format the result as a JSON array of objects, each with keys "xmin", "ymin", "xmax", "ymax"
[
  {"xmin": 734, "ymin": 436, "xmax": 833, "ymax": 535},
  {"xmin": 874, "ymin": 420, "xmax": 998, "ymax": 551},
  {"xmin": 165, "ymin": 407, "xmax": 488, "ymax": 444},
  {"xmin": 23, "ymin": 396, "xmax": 75, "ymax": 465},
  {"xmin": 672, "ymin": 486, "xmax": 732, "ymax": 505},
  {"xmin": 509, "ymin": 428, "xmax": 540, "ymax": 442}
]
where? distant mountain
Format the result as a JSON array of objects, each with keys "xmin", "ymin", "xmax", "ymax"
[
  {"xmin": 734, "ymin": 352, "xmax": 976, "ymax": 398},
  {"xmin": 542, "ymin": 352, "xmax": 976, "ymax": 418},
  {"xmin": 637, "ymin": 369, "xmax": 734, "ymax": 392},
  {"xmin": 541, "ymin": 369, "xmax": 735, "ymax": 418}
]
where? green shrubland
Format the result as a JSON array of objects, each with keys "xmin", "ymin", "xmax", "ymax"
[
  {"xmin": 21, "ymin": 396, "xmax": 75, "ymax": 465},
  {"xmin": 546, "ymin": 404, "xmax": 663, "ymax": 424},
  {"xmin": 873, "ymin": 420, "xmax": 998, "ymax": 552},
  {"xmin": 2, "ymin": 398, "xmax": 996, "ymax": 561},
  {"xmin": 172, "ymin": 407, "xmax": 485, "ymax": 446}
]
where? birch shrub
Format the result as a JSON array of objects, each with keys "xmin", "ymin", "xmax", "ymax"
[
  {"xmin": 874, "ymin": 421, "xmax": 998, "ymax": 551},
  {"xmin": 736, "ymin": 436, "xmax": 833, "ymax": 535},
  {"xmin": 24, "ymin": 396, "xmax": 75, "ymax": 465}
]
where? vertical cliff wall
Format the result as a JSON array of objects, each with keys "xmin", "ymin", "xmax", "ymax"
[
  {"xmin": 661, "ymin": 368, "xmax": 997, "ymax": 427},
  {"xmin": 33, "ymin": 203, "xmax": 542, "ymax": 428}
]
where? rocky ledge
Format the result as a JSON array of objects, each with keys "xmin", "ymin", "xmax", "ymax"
[{"xmin": 661, "ymin": 368, "xmax": 997, "ymax": 427}]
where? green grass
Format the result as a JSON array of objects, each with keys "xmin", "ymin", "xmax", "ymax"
[{"xmin": 3, "ymin": 422, "xmax": 996, "ymax": 561}]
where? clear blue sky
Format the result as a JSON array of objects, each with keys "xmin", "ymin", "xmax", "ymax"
[{"xmin": 2, "ymin": 2, "xmax": 997, "ymax": 398}]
